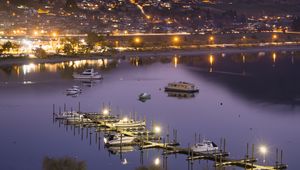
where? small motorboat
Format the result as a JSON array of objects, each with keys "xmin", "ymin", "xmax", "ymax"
[
  {"xmin": 138, "ymin": 93, "xmax": 151, "ymax": 101},
  {"xmin": 165, "ymin": 81, "xmax": 199, "ymax": 93},
  {"xmin": 191, "ymin": 139, "xmax": 218, "ymax": 153},
  {"xmin": 66, "ymin": 86, "xmax": 82, "ymax": 95},
  {"xmin": 104, "ymin": 133, "xmax": 136, "ymax": 146},
  {"xmin": 73, "ymin": 68, "xmax": 102, "ymax": 79}
]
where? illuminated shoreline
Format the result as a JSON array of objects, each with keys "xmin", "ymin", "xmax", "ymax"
[{"xmin": 1, "ymin": 44, "xmax": 300, "ymax": 67}]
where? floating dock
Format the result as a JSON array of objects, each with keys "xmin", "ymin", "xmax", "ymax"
[{"xmin": 52, "ymin": 104, "xmax": 288, "ymax": 170}]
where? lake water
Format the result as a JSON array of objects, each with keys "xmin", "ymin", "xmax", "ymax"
[{"xmin": 0, "ymin": 51, "xmax": 300, "ymax": 170}]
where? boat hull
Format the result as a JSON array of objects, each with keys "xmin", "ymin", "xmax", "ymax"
[
  {"xmin": 73, "ymin": 74, "xmax": 102, "ymax": 79},
  {"xmin": 164, "ymin": 87, "xmax": 199, "ymax": 93}
]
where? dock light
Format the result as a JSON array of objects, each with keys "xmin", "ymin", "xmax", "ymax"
[
  {"xmin": 123, "ymin": 117, "xmax": 128, "ymax": 122},
  {"xmin": 154, "ymin": 126, "xmax": 161, "ymax": 134},
  {"xmin": 154, "ymin": 157, "xmax": 160, "ymax": 166},
  {"xmin": 102, "ymin": 108, "xmax": 109, "ymax": 115},
  {"xmin": 259, "ymin": 145, "xmax": 268, "ymax": 163}
]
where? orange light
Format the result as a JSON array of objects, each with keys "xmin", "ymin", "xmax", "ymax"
[
  {"xmin": 134, "ymin": 37, "xmax": 141, "ymax": 44},
  {"xmin": 173, "ymin": 36, "xmax": 180, "ymax": 43}
]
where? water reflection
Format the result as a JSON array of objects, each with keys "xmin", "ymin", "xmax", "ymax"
[
  {"xmin": 107, "ymin": 146, "xmax": 135, "ymax": 155},
  {"xmin": 166, "ymin": 91, "xmax": 195, "ymax": 99},
  {"xmin": 1, "ymin": 51, "xmax": 300, "ymax": 107}
]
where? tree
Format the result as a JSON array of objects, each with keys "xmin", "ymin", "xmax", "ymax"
[
  {"xmin": 63, "ymin": 43, "xmax": 74, "ymax": 55},
  {"xmin": 34, "ymin": 47, "xmax": 47, "ymax": 58},
  {"xmin": 43, "ymin": 156, "xmax": 86, "ymax": 170},
  {"xmin": 2, "ymin": 41, "xmax": 13, "ymax": 52},
  {"xmin": 86, "ymin": 32, "xmax": 103, "ymax": 51},
  {"xmin": 291, "ymin": 17, "xmax": 300, "ymax": 31},
  {"xmin": 65, "ymin": 0, "xmax": 78, "ymax": 11}
]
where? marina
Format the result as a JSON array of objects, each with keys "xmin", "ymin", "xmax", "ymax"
[{"xmin": 53, "ymin": 103, "xmax": 288, "ymax": 170}]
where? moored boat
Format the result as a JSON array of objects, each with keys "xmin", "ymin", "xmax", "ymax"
[
  {"xmin": 112, "ymin": 118, "xmax": 146, "ymax": 128},
  {"xmin": 165, "ymin": 81, "xmax": 199, "ymax": 93},
  {"xmin": 73, "ymin": 68, "xmax": 102, "ymax": 79},
  {"xmin": 104, "ymin": 134, "xmax": 136, "ymax": 146},
  {"xmin": 138, "ymin": 93, "xmax": 151, "ymax": 101},
  {"xmin": 191, "ymin": 139, "xmax": 218, "ymax": 153},
  {"xmin": 55, "ymin": 111, "xmax": 81, "ymax": 119}
]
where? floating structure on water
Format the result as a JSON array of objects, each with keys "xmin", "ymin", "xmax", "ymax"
[
  {"xmin": 65, "ymin": 86, "xmax": 82, "ymax": 96},
  {"xmin": 165, "ymin": 81, "xmax": 199, "ymax": 93},
  {"xmin": 138, "ymin": 93, "xmax": 151, "ymax": 102},
  {"xmin": 52, "ymin": 103, "xmax": 288, "ymax": 170},
  {"xmin": 73, "ymin": 68, "xmax": 103, "ymax": 79}
]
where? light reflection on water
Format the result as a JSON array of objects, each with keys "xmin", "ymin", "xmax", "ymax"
[{"xmin": 0, "ymin": 51, "xmax": 300, "ymax": 170}]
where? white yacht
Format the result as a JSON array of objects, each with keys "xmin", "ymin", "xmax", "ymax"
[
  {"xmin": 73, "ymin": 68, "xmax": 102, "ymax": 79},
  {"xmin": 65, "ymin": 114, "xmax": 92, "ymax": 123},
  {"xmin": 165, "ymin": 81, "xmax": 199, "ymax": 93},
  {"xmin": 112, "ymin": 118, "xmax": 146, "ymax": 128},
  {"xmin": 104, "ymin": 134, "xmax": 136, "ymax": 146},
  {"xmin": 55, "ymin": 111, "xmax": 81, "ymax": 119},
  {"xmin": 191, "ymin": 140, "xmax": 218, "ymax": 153}
]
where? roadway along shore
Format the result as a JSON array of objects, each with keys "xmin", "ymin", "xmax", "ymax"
[{"xmin": 0, "ymin": 45, "xmax": 300, "ymax": 67}]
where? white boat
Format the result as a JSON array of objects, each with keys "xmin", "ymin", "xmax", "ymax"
[
  {"xmin": 55, "ymin": 111, "xmax": 81, "ymax": 119},
  {"xmin": 138, "ymin": 93, "xmax": 151, "ymax": 101},
  {"xmin": 112, "ymin": 118, "xmax": 146, "ymax": 128},
  {"xmin": 65, "ymin": 114, "xmax": 92, "ymax": 123},
  {"xmin": 66, "ymin": 86, "xmax": 82, "ymax": 95},
  {"xmin": 191, "ymin": 140, "xmax": 218, "ymax": 153},
  {"xmin": 73, "ymin": 68, "xmax": 102, "ymax": 79},
  {"xmin": 165, "ymin": 81, "xmax": 199, "ymax": 93},
  {"xmin": 104, "ymin": 134, "xmax": 136, "ymax": 146}
]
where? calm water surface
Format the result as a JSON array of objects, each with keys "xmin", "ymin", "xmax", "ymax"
[{"xmin": 0, "ymin": 51, "xmax": 300, "ymax": 170}]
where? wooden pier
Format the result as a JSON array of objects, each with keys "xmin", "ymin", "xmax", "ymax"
[{"xmin": 52, "ymin": 104, "xmax": 288, "ymax": 170}]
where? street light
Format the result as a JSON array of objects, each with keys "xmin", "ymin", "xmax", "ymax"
[
  {"xmin": 172, "ymin": 36, "xmax": 180, "ymax": 44},
  {"xmin": 272, "ymin": 34, "xmax": 278, "ymax": 40},
  {"xmin": 209, "ymin": 36, "xmax": 214, "ymax": 42},
  {"xmin": 134, "ymin": 37, "xmax": 141, "ymax": 44},
  {"xmin": 52, "ymin": 32, "xmax": 57, "ymax": 37},
  {"xmin": 259, "ymin": 145, "xmax": 268, "ymax": 163},
  {"xmin": 146, "ymin": 15, "xmax": 151, "ymax": 20}
]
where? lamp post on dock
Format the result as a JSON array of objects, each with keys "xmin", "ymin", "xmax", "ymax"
[{"xmin": 259, "ymin": 145, "xmax": 268, "ymax": 164}]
